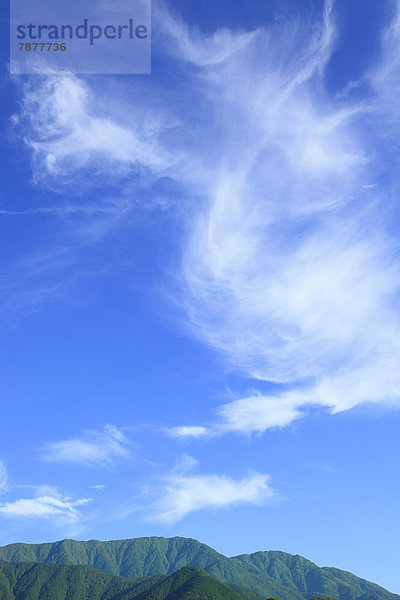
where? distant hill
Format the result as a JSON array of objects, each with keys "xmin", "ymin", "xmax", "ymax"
[
  {"xmin": 0, "ymin": 561, "xmax": 246, "ymax": 600},
  {"xmin": 0, "ymin": 559, "xmax": 157, "ymax": 600},
  {"xmin": 135, "ymin": 565, "xmax": 246, "ymax": 600},
  {"xmin": 0, "ymin": 536, "xmax": 398, "ymax": 600}
]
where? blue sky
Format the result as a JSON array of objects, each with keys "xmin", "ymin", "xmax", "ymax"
[{"xmin": 1, "ymin": 0, "xmax": 400, "ymax": 594}]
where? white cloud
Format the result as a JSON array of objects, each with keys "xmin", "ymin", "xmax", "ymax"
[
  {"xmin": 43, "ymin": 424, "xmax": 129, "ymax": 467},
  {"xmin": 172, "ymin": 353, "xmax": 400, "ymax": 438},
  {"xmin": 156, "ymin": 4, "xmax": 256, "ymax": 67},
  {"xmin": 0, "ymin": 460, "xmax": 8, "ymax": 493},
  {"xmin": 34, "ymin": 484, "xmax": 61, "ymax": 497},
  {"xmin": 169, "ymin": 393, "xmax": 305, "ymax": 438},
  {"xmin": 151, "ymin": 469, "xmax": 275, "ymax": 524},
  {"xmin": 0, "ymin": 494, "xmax": 92, "ymax": 523},
  {"xmin": 216, "ymin": 393, "xmax": 305, "ymax": 434},
  {"xmin": 169, "ymin": 426, "xmax": 209, "ymax": 439},
  {"xmin": 14, "ymin": 75, "xmax": 174, "ymax": 188},
  {"xmin": 181, "ymin": 66, "xmax": 374, "ymax": 383},
  {"xmin": 175, "ymin": 1, "xmax": 400, "ymax": 429},
  {"xmin": 171, "ymin": 453, "xmax": 199, "ymax": 473}
]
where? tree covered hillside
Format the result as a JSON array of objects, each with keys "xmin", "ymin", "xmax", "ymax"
[
  {"xmin": 0, "ymin": 537, "xmax": 398, "ymax": 600},
  {"xmin": 0, "ymin": 561, "xmax": 249, "ymax": 600}
]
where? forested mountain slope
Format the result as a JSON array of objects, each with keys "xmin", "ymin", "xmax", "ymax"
[
  {"xmin": 0, "ymin": 537, "xmax": 397, "ymax": 600},
  {"xmin": 0, "ymin": 561, "xmax": 247, "ymax": 600}
]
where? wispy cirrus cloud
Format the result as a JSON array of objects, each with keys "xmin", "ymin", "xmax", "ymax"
[
  {"xmin": 4, "ymin": 59, "xmax": 202, "ymax": 319},
  {"xmin": 0, "ymin": 464, "xmax": 91, "ymax": 524},
  {"xmin": 156, "ymin": 2, "xmax": 256, "ymax": 67},
  {"xmin": 43, "ymin": 424, "xmax": 130, "ymax": 467},
  {"xmin": 0, "ymin": 493, "xmax": 92, "ymax": 523},
  {"xmin": 172, "ymin": 1, "xmax": 400, "ymax": 434},
  {"xmin": 14, "ymin": 75, "xmax": 172, "ymax": 188},
  {"xmin": 169, "ymin": 426, "xmax": 209, "ymax": 439},
  {"xmin": 148, "ymin": 455, "xmax": 275, "ymax": 524},
  {"xmin": 171, "ymin": 362, "xmax": 400, "ymax": 438},
  {"xmin": 169, "ymin": 393, "xmax": 306, "ymax": 438}
]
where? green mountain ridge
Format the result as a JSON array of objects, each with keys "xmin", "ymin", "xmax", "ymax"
[
  {"xmin": 0, "ymin": 561, "xmax": 246, "ymax": 600},
  {"xmin": 0, "ymin": 536, "xmax": 397, "ymax": 600}
]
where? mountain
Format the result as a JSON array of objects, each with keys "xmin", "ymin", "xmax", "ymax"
[
  {"xmin": 0, "ymin": 536, "xmax": 398, "ymax": 600},
  {"xmin": 134, "ymin": 565, "xmax": 246, "ymax": 600},
  {"xmin": 0, "ymin": 559, "xmax": 165, "ymax": 600},
  {"xmin": 0, "ymin": 561, "xmax": 247, "ymax": 600}
]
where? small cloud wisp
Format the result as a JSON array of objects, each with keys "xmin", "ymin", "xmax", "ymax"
[{"xmin": 43, "ymin": 424, "xmax": 129, "ymax": 467}]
